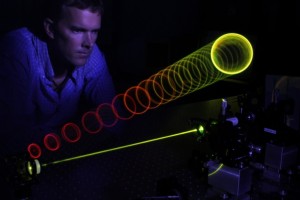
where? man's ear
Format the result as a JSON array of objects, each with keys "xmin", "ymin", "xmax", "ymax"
[{"xmin": 44, "ymin": 18, "xmax": 55, "ymax": 39}]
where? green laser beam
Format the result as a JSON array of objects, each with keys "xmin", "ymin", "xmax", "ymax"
[
  {"xmin": 208, "ymin": 163, "xmax": 224, "ymax": 176},
  {"xmin": 42, "ymin": 128, "xmax": 197, "ymax": 167}
]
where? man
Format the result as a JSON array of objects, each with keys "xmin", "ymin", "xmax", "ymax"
[{"xmin": 0, "ymin": 0, "xmax": 123, "ymax": 199}]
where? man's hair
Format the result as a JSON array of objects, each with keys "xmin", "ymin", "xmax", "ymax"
[
  {"xmin": 26, "ymin": 0, "xmax": 104, "ymax": 40},
  {"xmin": 45, "ymin": 0, "xmax": 104, "ymax": 21}
]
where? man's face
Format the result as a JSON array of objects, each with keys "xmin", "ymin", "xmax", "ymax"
[{"xmin": 53, "ymin": 6, "xmax": 101, "ymax": 66}]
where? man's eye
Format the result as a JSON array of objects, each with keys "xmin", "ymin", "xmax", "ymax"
[{"xmin": 72, "ymin": 29, "xmax": 82, "ymax": 33}]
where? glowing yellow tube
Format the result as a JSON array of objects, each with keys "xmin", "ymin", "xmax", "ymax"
[{"xmin": 121, "ymin": 32, "xmax": 254, "ymax": 114}]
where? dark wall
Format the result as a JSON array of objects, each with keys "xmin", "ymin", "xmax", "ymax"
[{"xmin": 1, "ymin": 0, "xmax": 299, "ymax": 95}]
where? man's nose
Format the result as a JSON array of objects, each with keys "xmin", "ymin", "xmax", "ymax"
[{"xmin": 82, "ymin": 33, "xmax": 93, "ymax": 48}]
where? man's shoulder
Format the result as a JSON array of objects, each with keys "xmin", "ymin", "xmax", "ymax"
[
  {"xmin": 1, "ymin": 27, "xmax": 34, "ymax": 42},
  {"xmin": 89, "ymin": 44, "xmax": 105, "ymax": 61},
  {"xmin": 0, "ymin": 27, "xmax": 44, "ymax": 55},
  {"xmin": 2, "ymin": 27, "xmax": 24, "ymax": 35}
]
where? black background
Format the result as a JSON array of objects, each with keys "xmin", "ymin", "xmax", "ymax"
[{"xmin": 1, "ymin": 1, "xmax": 300, "ymax": 199}]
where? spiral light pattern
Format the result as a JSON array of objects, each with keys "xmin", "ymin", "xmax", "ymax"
[{"xmin": 27, "ymin": 33, "xmax": 254, "ymax": 159}]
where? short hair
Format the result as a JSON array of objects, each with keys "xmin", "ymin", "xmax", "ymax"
[
  {"xmin": 27, "ymin": 0, "xmax": 104, "ymax": 40},
  {"xmin": 44, "ymin": 0, "xmax": 104, "ymax": 21}
]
